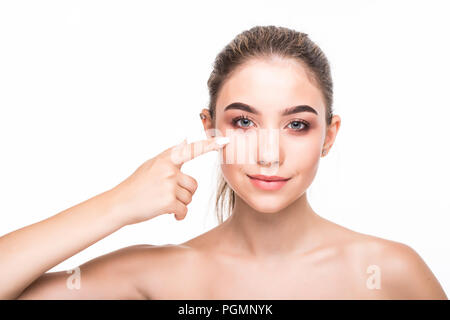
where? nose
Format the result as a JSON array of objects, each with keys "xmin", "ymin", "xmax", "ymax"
[
  {"xmin": 257, "ymin": 159, "xmax": 279, "ymax": 166},
  {"xmin": 256, "ymin": 129, "xmax": 282, "ymax": 169}
]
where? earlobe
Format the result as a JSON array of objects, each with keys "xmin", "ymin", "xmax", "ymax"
[
  {"xmin": 332, "ymin": 114, "xmax": 342, "ymax": 134},
  {"xmin": 321, "ymin": 115, "xmax": 341, "ymax": 157},
  {"xmin": 199, "ymin": 110, "xmax": 209, "ymax": 131},
  {"xmin": 200, "ymin": 109, "xmax": 217, "ymax": 139},
  {"xmin": 199, "ymin": 108, "xmax": 212, "ymax": 122}
]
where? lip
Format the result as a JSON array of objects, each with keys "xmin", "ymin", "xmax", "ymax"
[
  {"xmin": 247, "ymin": 174, "xmax": 290, "ymax": 181},
  {"xmin": 246, "ymin": 174, "xmax": 291, "ymax": 191}
]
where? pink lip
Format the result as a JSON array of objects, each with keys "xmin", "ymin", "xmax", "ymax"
[
  {"xmin": 247, "ymin": 174, "xmax": 290, "ymax": 181},
  {"xmin": 247, "ymin": 174, "xmax": 291, "ymax": 191}
]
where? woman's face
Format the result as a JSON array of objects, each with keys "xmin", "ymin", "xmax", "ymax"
[{"xmin": 203, "ymin": 57, "xmax": 337, "ymax": 213}]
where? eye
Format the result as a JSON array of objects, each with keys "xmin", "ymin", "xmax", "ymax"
[
  {"xmin": 231, "ymin": 115, "xmax": 310, "ymax": 132},
  {"xmin": 232, "ymin": 115, "xmax": 255, "ymax": 128},
  {"xmin": 287, "ymin": 120, "xmax": 310, "ymax": 132}
]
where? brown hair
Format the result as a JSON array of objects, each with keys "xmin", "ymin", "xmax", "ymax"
[{"xmin": 206, "ymin": 25, "xmax": 334, "ymax": 224}]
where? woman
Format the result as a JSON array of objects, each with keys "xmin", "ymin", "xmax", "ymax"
[{"xmin": 0, "ymin": 25, "xmax": 447, "ymax": 300}]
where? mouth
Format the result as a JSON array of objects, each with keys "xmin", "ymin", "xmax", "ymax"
[{"xmin": 246, "ymin": 174, "xmax": 291, "ymax": 191}]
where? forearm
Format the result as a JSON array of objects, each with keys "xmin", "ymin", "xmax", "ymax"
[{"xmin": 0, "ymin": 189, "xmax": 125, "ymax": 299}]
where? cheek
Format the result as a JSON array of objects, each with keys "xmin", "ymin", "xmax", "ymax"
[
  {"xmin": 286, "ymin": 139, "xmax": 321, "ymax": 171},
  {"xmin": 220, "ymin": 162, "xmax": 245, "ymax": 192},
  {"xmin": 283, "ymin": 139, "xmax": 322, "ymax": 194}
]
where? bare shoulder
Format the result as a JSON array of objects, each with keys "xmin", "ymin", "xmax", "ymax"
[
  {"xmin": 17, "ymin": 243, "xmax": 175, "ymax": 299},
  {"xmin": 339, "ymin": 229, "xmax": 448, "ymax": 300},
  {"xmin": 129, "ymin": 242, "xmax": 204, "ymax": 299},
  {"xmin": 369, "ymin": 238, "xmax": 447, "ymax": 299},
  {"xmin": 313, "ymin": 217, "xmax": 447, "ymax": 299}
]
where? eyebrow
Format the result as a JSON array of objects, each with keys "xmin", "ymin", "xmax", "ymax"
[{"xmin": 223, "ymin": 102, "xmax": 318, "ymax": 116}]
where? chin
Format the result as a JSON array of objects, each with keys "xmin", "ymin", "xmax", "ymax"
[{"xmin": 242, "ymin": 195, "xmax": 291, "ymax": 214}]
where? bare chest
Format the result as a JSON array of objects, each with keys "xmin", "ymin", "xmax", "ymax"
[{"xmin": 147, "ymin": 253, "xmax": 386, "ymax": 299}]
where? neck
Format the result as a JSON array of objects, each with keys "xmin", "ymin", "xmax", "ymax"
[{"xmin": 220, "ymin": 191, "xmax": 322, "ymax": 258}]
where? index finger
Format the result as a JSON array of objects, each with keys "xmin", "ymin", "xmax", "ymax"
[{"xmin": 169, "ymin": 136, "xmax": 230, "ymax": 166}]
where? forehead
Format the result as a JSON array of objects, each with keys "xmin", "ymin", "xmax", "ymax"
[{"xmin": 217, "ymin": 57, "xmax": 325, "ymax": 115}]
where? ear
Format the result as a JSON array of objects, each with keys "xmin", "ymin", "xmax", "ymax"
[
  {"xmin": 199, "ymin": 108, "xmax": 216, "ymax": 138},
  {"xmin": 322, "ymin": 114, "xmax": 341, "ymax": 157}
]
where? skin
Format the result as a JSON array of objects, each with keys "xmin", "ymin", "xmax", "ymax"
[{"xmin": 1, "ymin": 57, "xmax": 447, "ymax": 300}]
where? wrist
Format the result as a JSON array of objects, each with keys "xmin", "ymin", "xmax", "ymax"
[{"xmin": 98, "ymin": 187, "xmax": 130, "ymax": 229}]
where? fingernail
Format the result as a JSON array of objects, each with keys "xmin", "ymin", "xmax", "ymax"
[{"xmin": 214, "ymin": 136, "xmax": 230, "ymax": 146}]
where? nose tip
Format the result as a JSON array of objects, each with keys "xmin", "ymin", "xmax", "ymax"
[
  {"xmin": 256, "ymin": 129, "xmax": 281, "ymax": 166},
  {"xmin": 256, "ymin": 158, "xmax": 280, "ymax": 175},
  {"xmin": 257, "ymin": 159, "xmax": 279, "ymax": 166}
]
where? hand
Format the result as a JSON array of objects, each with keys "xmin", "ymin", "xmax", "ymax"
[{"xmin": 107, "ymin": 136, "xmax": 230, "ymax": 226}]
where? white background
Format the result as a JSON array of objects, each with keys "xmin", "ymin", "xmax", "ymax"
[{"xmin": 0, "ymin": 0, "xmax": 449, "ymax": 296}]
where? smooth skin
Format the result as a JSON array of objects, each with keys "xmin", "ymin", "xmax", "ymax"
[{"xmin": 1, "ymin": 56, "xmax": 448, "ymax": 300}]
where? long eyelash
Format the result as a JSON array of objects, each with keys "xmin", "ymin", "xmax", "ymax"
[
  {"xmin": 231, "ymin": 114, "xmax": 310, "ymax": 131},
  {"xmin": 231, "ymin": 114, "xmax": 253, "ymax": 127},
  {"xmin": 289, "ymin": 119, "xmax": 310, "ymax": 131}
]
